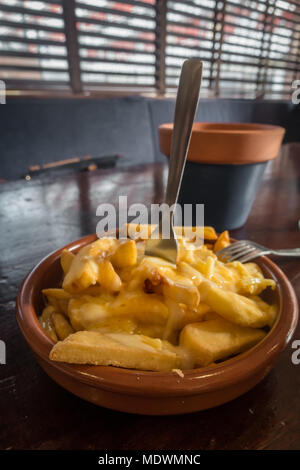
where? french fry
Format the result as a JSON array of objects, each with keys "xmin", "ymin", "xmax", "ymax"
[
  {"xmin": 111, "ymin": 292, "xmax": 169, "ymax": 325},
  {"xmin": 39, "ymin": 305, "xmax": 58, "ymax": 342},
  {"xmin": 183, "ymin": 303, "xmax": 211, "ymax": 325},
  {"xmin": 42, "ymin": 288, "xmax": 71, "ymax": 315},
  {"xmin": 199, "ymin": 280, "xmax": 276, "ymax": 328},
  {"xmin": 111, "ymin": 239, "xmax": 137, "ymax": 268},
  {"xmin": 203, "ymin": 226, "xmax": 218, "ymax": 241},
  {"xmin": 63, "ymin": 238, "xmax": 118, "ymax": 293},
  {"xmin": 163, "ymin": 300, "xmax": 210, "ymax": 343},
  {"xmin": 240, "ymin": 262, "xmax": 276, "ymax": 295},
  {"xmin": 180, "ymin": 318, "xmax": 266, "ymax": 367},
  {"xmin": 60, "ymin": 249, "xmax": 75, "ymax": 275},
  {"xmin": 130, "ymin": 256, "xmax": 200, "ymax": 308},
  {"xmin": 97, "ymin": 260, "xmax": 122, "ymax": 293},
  {"xmin": 50, "ymin": 330, "xmax": 189, "ymax": 371},
  {"xmin": 178, "ymin": 261, "xmax": 206, "ymax": 286},
  {"xmin": 214, "ymin": 230, "xmax": 230, "ymax": 253},
  {"xmin": 68, "ymin": 297, "xmax": 110, "ymax": 331},
  {"xmin": 243, "ymin": 262, "xmax": 263, "ymax": 277},
  {"xmin": 126, "ymin": 256, "xmax": 174, "ymax": 291},
  {"xmin": 163, "ymin": 299, "xmax": 186, "ymax": 343},
  {"xmin": 52, "ymin": 312, "xmax": 74, "ymax": 340},
  {"xmin": 249, "ymin": 295, "xmax": 277, "ymax": 327},
  {"xmin": 62, "ymin": 244, "xmax": 100, "ymax": 293},
  {"xmin": 162, "ymin": 280, "xmax": 200, "ymax": 308}
]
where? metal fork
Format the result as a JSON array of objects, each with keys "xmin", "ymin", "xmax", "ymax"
[
  {"xmin": 145, "ymin": 59, "xmax": 203, "ymax": 264},
  {"xmin": 217, "ymin": 240, "xmax": 300, "ymax": 264}
]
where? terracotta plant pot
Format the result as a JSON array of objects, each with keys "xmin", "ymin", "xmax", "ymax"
[
  {"xmin": 159, "ymin": 123, "xmax": 285, "ymax": 231},
  {"xmin": 16, "ymin": 234, "xmax": 298, "ymax": 415}
]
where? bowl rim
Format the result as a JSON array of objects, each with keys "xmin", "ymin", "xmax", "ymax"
[
  {"xmin": 16, "ymin": 234, "xmax": 298, "ymax": 398},
  {"xmin": 158, "ymin": 122, "xmax": 286, "ymax": 135}
]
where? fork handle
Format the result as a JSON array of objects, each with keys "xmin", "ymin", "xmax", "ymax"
[
  {"xmin": 165, "ymin": 59, "xmax": 203, "ymax": 207},
  {"xmin": 269, "ymin": 248, "xmax": 300, "ymax": 257}
]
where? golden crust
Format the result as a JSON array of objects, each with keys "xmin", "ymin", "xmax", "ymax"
[{"xmin": 50, "ymin": 330, "xmax": 186, "ymax": 371}]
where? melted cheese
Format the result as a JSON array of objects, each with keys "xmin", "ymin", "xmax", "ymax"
[{"xmin": 44, "ymin": 229, "xmax": 277, "ymax": 371}]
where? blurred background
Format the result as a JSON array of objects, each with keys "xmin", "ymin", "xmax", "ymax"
[{"xmin": 0, "ymin": 0, "xmax": 299, "ymax": 180}]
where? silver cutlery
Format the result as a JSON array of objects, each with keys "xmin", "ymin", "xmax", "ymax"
[
  {"xmin": 217, "ymin": 240, "xmax": 300, "ymax": 264},
  {"xmin": 145, "ymin": 58, "xmax": 203, "ymax": 264}
]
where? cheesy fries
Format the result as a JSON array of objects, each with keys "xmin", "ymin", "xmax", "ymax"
[{"xmin": 40, "ymin": 226, "xmax": 277, "ymax": 371}]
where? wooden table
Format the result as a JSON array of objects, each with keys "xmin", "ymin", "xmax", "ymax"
[{"xmin": 0, "ymin": 144, "xmax": 299, "ymax": 451}]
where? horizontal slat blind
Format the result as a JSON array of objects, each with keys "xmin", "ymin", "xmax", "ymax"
[
  {"xmin": 217, "ymin": 0, "xmax": 270, "ymax": 98},
  {"xmin": 165, "ymin": 0, "xmax": 300, "ymax": 98},
  {"xmin": 165, "ymin": 0, "xmax": 217, "ymax": 94},
  {"xmin": 0, "ymin": 0, "xmax": 70, "ymax": 89},
  {"xmin": 217, "ymin": 0, "xmax": 300, "ymax": 98},
  {"xmin": 0, "ymin": 0, "xmax": 299, "ymax": 98},
  {"xmin": 75, "ymin": 0, "xmax": 157, "ymax": 89},
  {"xmin": 263, "ymin": 0, "xmax": 300, "ymax": 98}
]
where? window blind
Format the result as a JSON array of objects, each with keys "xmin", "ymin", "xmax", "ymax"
[
  {"xmin": 75, "ymin": 0, "xmax": 157, "ymax": 90},
  {"xmin": 216, "ymin": 0, "xmax": 269, "ymax": 98},
  {"xmin": 165, "ymin": 0, "xmax": 217, "ymax": 94},
  {"xmin": 263, "ymin": 0, "xmax": 300, "ymax": 98},
  {"xmin": 0, "ymin": 0, "xmax": 70, "ymax": 89},
  {"xmin": 0, "ymin": 0, "xmax": 299, "ymax": 98},
  {"xmin": 165, "ymin": 0, "xmax": 300, "ymax": 98},
  {"xmin": 217, "ymin": 0, "xmax": 300, "ymax": 98}
]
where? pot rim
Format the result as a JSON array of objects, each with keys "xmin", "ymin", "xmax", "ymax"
[
  {"xmin": 158, "ymin": 122, "xmax": 286, "ymax": 164},
  {"xmin": 159, "ymin": 122, "xmax": 286, "ymax": 135}
]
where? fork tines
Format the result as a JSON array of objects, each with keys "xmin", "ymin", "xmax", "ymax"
[{"xmin": 217, "ymin": 240, "xmax": 260, "ymax": 264}]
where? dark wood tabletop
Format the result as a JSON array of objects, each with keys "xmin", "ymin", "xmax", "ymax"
[{"xmin": 0, "ymin": 143, "xmax": 299, "ymax": 451}]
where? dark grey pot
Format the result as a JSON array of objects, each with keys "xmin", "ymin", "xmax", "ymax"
[{"xmin": 177, "ymin": 160, "xmax": 268, "ymax": 232}]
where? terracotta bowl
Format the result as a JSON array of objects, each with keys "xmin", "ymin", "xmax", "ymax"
[
  {"xmin": 158, "ymin": 122, "xmax": 285, "ymax": 164},
  {"xmin": 16, "ymin": 234, "xmax": 298, "ymax": 415}
]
